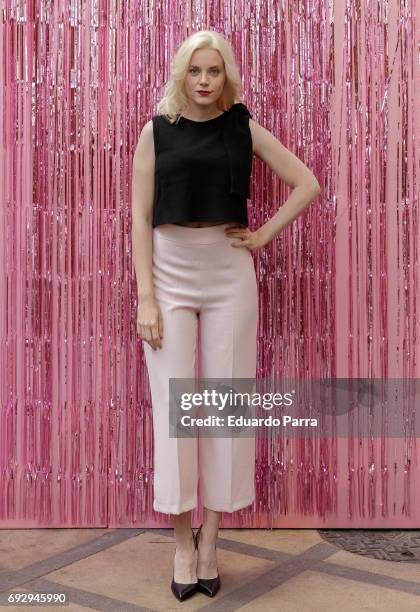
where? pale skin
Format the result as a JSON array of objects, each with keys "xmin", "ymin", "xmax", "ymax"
[{"xmin": 132, "ymin": 47, "xmax": 320, "ymax": 583}]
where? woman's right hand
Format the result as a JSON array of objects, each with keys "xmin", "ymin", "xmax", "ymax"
[{"xmin": 137, "ymin": 296, "xmax": 163, "ymax": 350}]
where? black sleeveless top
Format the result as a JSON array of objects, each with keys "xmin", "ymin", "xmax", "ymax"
[{"xmin": 151, "ymin": 102, "xmax": 253, "ymax": 228}]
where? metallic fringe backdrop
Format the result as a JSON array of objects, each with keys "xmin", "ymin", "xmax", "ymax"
[{"xmin": 0, "ymin": 0, "xmax": 419, "ymax": 528}]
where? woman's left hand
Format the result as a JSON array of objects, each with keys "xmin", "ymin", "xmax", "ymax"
[{"xmin": 224, "ymin": 224, "xmax": 267, "ymax": 251}]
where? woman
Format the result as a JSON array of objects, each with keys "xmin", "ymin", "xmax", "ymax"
[{"xmin": 131, "ymin": 30, "xmax": 320, "ymax": 602}]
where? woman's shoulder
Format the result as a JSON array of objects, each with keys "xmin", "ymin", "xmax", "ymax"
[
  {"xmin": 138, "ymin": 119, "xmax": 153, "ymax": 139},
  {"xmin": 152, "ymin": 113, "xmax": 178, "ymax": 126},
  {"xmin": 227, "ymin": 101, "xmax": 253, "ymax": 118}
]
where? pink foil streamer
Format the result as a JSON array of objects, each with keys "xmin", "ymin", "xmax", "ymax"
[{"xmin": 0, "ymin": 1, "xmax": 419, "ymax": 528}]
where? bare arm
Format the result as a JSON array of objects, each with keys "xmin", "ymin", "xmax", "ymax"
[
  {"xmin": 249, "ymin": 119, "xmax": 321, "ymax": 244},
  {"xmin": 131, "ymin": 119, "xmax": 155, "ymax": 302},
  {"xmin": 131, "ymin": 119, "xmax": 163, "ymax": 350}
]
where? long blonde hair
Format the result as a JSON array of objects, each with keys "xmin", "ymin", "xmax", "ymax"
[{"xmin": 156, "ymin": 30, "xmax": 244, "ymax": 124}]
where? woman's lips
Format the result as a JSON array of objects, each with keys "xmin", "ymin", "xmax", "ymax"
[{"xmin": 197, "ymin": 91, "xmax": 211, "ymax": 96}]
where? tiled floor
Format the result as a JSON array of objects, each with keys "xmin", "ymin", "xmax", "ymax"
[{"xmin": 0, "ymin": 528, "xmax": 419, "ymax": 611}]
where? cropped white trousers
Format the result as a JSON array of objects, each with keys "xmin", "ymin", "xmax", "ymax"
[{"xmin": 142, "ymin": 222, "xmax": 258, "ymax": 515}]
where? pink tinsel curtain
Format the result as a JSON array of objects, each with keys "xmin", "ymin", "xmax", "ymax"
[{"xmin": 0, "ymin": 1, "xmax": 419, "ymax": 527}]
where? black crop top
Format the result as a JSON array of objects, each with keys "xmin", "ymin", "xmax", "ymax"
[{"xmin": 151, "ymin": 102, "xmax": 253, "ymax": 228}]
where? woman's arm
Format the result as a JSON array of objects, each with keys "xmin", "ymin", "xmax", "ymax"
[
  {"xmin": 131, "ymin": 120, "xmax": 156, "ymax": 303},
  {"xmin": 249, "ymin": 119, "xmax": 321, "ymax": 244}
]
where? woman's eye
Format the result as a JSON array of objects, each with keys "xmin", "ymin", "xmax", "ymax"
[{"xmin": 189, "ymin": 68, "xmax": 220, "ymax": 75}]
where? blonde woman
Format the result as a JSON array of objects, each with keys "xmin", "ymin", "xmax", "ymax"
[{"xmin": 132, "ymin": 30, "xmax": 320, "ymax": 602}]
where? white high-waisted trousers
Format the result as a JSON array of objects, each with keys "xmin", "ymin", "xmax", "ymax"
[{"xmin": 142, "ymin": 222, "xmax": 258, "ymax": 515}]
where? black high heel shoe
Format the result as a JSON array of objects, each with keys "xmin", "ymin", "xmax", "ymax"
[
  {"xmin": 171, "ymin": 527, "xmax": 198, "ymax": 602},
  {"xmin": 195, "ymin": 523, "xmax": 221, "ymax": 597}
]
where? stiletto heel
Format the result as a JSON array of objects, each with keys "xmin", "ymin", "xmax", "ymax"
[
  {"xmin": 195, "ymin": 523, "xmax": 221, "ymax": 597},
  {"xmin": 171, "ymin": 527, "xmax": 198, "ymax": 602}
]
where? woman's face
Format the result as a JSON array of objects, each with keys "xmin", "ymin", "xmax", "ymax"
[{"xmin": 183, "ymin": 48, "xmax": 226, "ymax": 109}]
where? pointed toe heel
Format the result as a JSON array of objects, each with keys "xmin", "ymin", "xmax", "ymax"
[
  {"xmin": 195, "ymin": 523, "xmax": 222, "ymax": 598},
  {"xmin": 197, "ymin": 574, "xmax": 221, "ymax": 597},
  {"xmin": 170, "ymin": 527, "xmax": 198, "ymax": 602},
  {"xmin": 171, "ymin": 578, "xmax": 198, "ymax": 602}
]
